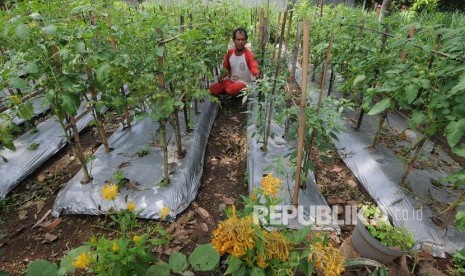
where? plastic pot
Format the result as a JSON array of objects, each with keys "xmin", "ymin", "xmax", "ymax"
[{"xmin": 351, "ymin": 217, "xmax": 410, "ymax": 264}]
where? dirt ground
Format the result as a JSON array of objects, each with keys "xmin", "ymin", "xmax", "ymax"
[{"xmin": 0, "ymin": 100, "xmax": 457, "ymax": 275}]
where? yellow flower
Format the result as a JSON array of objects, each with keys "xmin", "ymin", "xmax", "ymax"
[
  {"xmin": 160, "ymin": 206, "xmax": 170, "ymax": 220},
  {"xmin": 261, "ymin": 173, "xmax": 282, "ymax": 198},
  {"xmin": 101, "ymin": 183, "xmax": 118, "ymax": 201},
  {"xmin": 212, "ymin": 207, "xmax": 256, "ymax": 257},
  {"xmin": 308, "ymin": 242, "xmax": 345, "ymax": 276},
  {"xmin": 262, "ymin": 230, "xmax": 291, "ymax": 262},
  {"xmin": 72, "ymin": 252, "xmax": 91, "ymax": 269},
  {"xmin": 133, "ymin": 235, "xmax": 141, "ymax": 242},
  {"xmin": 112, "ymin": 242, "xmax": 119, "ymax": 252},
  {"xmin": 251, "ymin": 193, "xmax": 257, "ymax": 201},
  {"xmin": 126, "ymin": 202, "xmax": 136, "ymax": 212},
  {"xmin": 90, "ymin": 236, "xmax": 97, "ymax": 244},
  {"xmin": 256, "ymin": 254, "xmax": 268, "ymax": 269}
]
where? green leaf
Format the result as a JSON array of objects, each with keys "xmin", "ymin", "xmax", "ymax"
[
  {"xmin": 352, "ymin": 75, "xmax": 366, "ymax": 87},
  {"xmin": 344, "ymin": 258, "xmax": 382, "ymax": 268},
  {"xmin": 169, "ymin": 252, "xmax": 189, "ymax": 273},
  {"xmin": 156, "ymin": 46, "xmax": 165, "ymax": 57},
  {"xmin": 452, "ymin": 145, "xmax": 465, "ymax": 158},
  {"xmin": 42, "ymin": 25, "xmax": 57, "ymax": 35},
  {"xmin": 58, "ymin": 245, "xmax": 90, "ymax": 276},
  {"xmin": 8, "ymin": 77, "xmax": 28, "ymax": 90},
  {"xmin": 60, "ymin": 94, "xmax": 80, "ymax": 115},
  {"xmin": 18, "ymin": 101, "xmax": 34, "ymax": 120},
  {"xmin": 405, "ymin": 84, "xmax": 419, "ymax": 104},
  {"xmin": 15, "ymin": 23, "xmax": 30, "ymax": 39},
  {"xmin": 320, "ymin": 155, "xmax": 333, "ymax": 164},
  {"xmin": 287, "ymin": 225, "xmax": 312, "ymax": 243},
  {"xmin": 24, "ymin": 62, "xmax": 39, "ymax": 74},
  {"xmin": 188, "ymin": 243, "xmax": 220, "ymax": 272},
  {"xmin": 146, "ymin": 262, "xmax": 170, "ymax": 276},
  {"xmin": 367, "ymin": 99, "xmax": 391, "ymax": 116},
  {"xmin": 446, "ymin": 119, "xmax": 465, "ymax": 148},
  {"xmin": 251, "ymin": 267, "xmax": 266, "ymax": 276},
  {"xmin": 456, "ymin": 211, "xmax": 465, "ymax": 232},
  {"xmin": 76, "ymin": 42, "xmax": 86, "ymax": 53},
  {"xmin": 27, "ymin": 260, "xmax": 57, "ymax": 276},
  {"xmin": 450, "ymin": 74, "xmax": 465, "ymax": 96},
  {"xmin": 96, "ymin": 64, "xmax": 111, "ymax": 82},
  {"xmin": 224, "ymin": 256, "xmax": 244, "ymax": 275},
  {"xmin": 408, "ymin": 111, "xmax": 426, "ymax": 129}
]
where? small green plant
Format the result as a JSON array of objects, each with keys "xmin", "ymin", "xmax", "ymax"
[
  {"xmin": 27, "ymin": 142, "xmax": 40, "ymax": 151},
  {"xmin": 25, "ymin": 182, "xmax": 221, "ymax": 276},
  {"xmin": 453, "ymin": 249, "xmax": 465, "ymax": 274},
  {"xmin": 136, "ymin": 147, "xmax": 150, "ymax": 157},
  {"xmin": 361, "ymin": 205, "xmax": 415, "ymax": 251},
  {"xmin": 113, "ymin": 170, "xmax": 127, "ymax": 187}
]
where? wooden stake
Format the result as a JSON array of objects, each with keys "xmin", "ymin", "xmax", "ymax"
[
  {"xmin": 401, "ymin": 26, "xmax": 415, "ymax": 62},
  {"xmin": 285, "ymin": 9, "xmax": 293, "ymax": 51},
  {"xmin": 263, "ymin": 11, "xmax": 288, "ymax": 152},
  {"xmin": 159, "ymin": 120, "xmax": 170, "ymax": 185},
  {"xmin": 316, "ymin": 33, "xmax": 334, "ymax": 115},
  {"xmin": 400, "ymin": 136, "xmax": 427, "ymax": 186},
  {"xmin": 293, "ymin": 20, "xmax": 310, "ymax": 207},
  {"xmin": 120, "ymin": 86, "xmax": 131, "ymax": 129},
  {"xmin": 69, "ymin": 115, "xmax": 92, "ymax": 183},
  {"xmin": 87, "ymin": 66, "xmax": 110, "ymax": 153},
  {"xmin": 284, "ymin": 20, "xmax": 303, "ymax": 138},
  {"xmin": 370, "ymin": 110, "xmax": 388, "ymax": 150},
  {"xmin": 272, "ymin": 12, "xmax": 282, "ymax": 60}
]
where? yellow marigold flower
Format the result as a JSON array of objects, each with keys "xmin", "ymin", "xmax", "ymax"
[
  {"xmin": 112, "ymin": 242, "xmax": 119, "ymax": 252},
  {"xmin": 126, "ymin": 202, "xmax": 136, "ymax": 212},
  {"xmin": 251, "ymin": 193, "xmax": 257, "ymax": 201},
  {"xmin": 308, "ymin": 242, "xmax": 345, "ymax": 276},
  {"xmin": 160, "ymin": 206, "xmax": 170, "ymax": 220},
  {"xmin": 101, "ymin": 183, "xmax": 118, "ymax": 201},
  {"xmin": 212, "ymin": 207, "xmax": 256, "ymax": 257},
  {"xmin": 262, "ymin": 230, "xmax": 291, "ymax": 262},
  {"xmin": 256, "ymin": 254, "xmax": 268, "ymax": 269},
  {"xmin": 72, "ymin": 252, "xmax": 91, "ymax": 269},
  {"xmin": 133, "ymin": 235, "xmax": 141, "ymax": 242},
  {"xmin": 261, "ymin": 173, "xmax": 282, "ymax": 198}
]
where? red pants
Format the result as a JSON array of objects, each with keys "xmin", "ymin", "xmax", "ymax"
[{"xmin": 209, "ymin": 79, "xmax": 246, "ymax": 97}]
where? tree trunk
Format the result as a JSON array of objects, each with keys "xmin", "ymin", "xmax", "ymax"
[{"xmin": 378, "ymin": 0, "xmax": 391, "ymax": 21}]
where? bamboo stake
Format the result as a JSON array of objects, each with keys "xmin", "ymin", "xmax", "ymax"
[
  {"xmin": 159, "ymin": 121, "xmax": 169, "ymax": 185},
  {"xmin": 272, "ymin": 12, "xmax": 282, "ymax": 60},
  {"xmin": 284, "ymin": 20, "xmax": 303, "ymax": 138},
  {"xmin": 119, "ymin": 86, "xmax": 131, "ymax": 129},
  {"xmin": 400, "ymin": 136, "xmax": 427, "ymax": 186},
  {"xmin": 370, "ymin": 110, "xmax": 388, "ymax": 150},
  {"xmin": 316, "ymin": 33, "xmax": 334, "ymax": 115},
  {"xmin": 259, "ymin": 8, "xmax": 265, "ymax": 69},
  {"xmin": 50, "ymin": 44, "xmax": 90, "ymax": 182},
  {"xmin": 306, "ymin": 33, "xmax": 334, "ymax": 173},
  {"xmin": 87, "ymin": 66, "xmax": 110, "ymax": 153},
  {"xmin": 401, "ymin": 26, "xmax": 415, "ymax": 62},
  {"xmin": 69, "ymin": 115, "xmax": 92, "ymax": 183},
  {"xmin": 355, "ymin": 25, "xmax": 389, "ymax": 131},
  {"xmin": 263, "ymin": 10, "xmax": 288, "ymax": 151},
  {"xmin": 293, "ymin": 20, "xmax": 310, "ymax": 207},
  {"xmin": 284, "ymin": 9, "xmax": 293, "ymax": 51}
]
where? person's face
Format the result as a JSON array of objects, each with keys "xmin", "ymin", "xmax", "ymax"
[{"xmin": 234, "ymin": 32, "xmax": 246, "ymax": 50}]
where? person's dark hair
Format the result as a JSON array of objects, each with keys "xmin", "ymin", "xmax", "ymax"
[{"xmin": 233, "ymin": 28, "xmax": 248, "ymax": 40}]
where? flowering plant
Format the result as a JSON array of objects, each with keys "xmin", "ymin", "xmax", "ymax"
[{"xmin": 212, "ymin": 173, "xmax": 346, "ymax": 275}]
